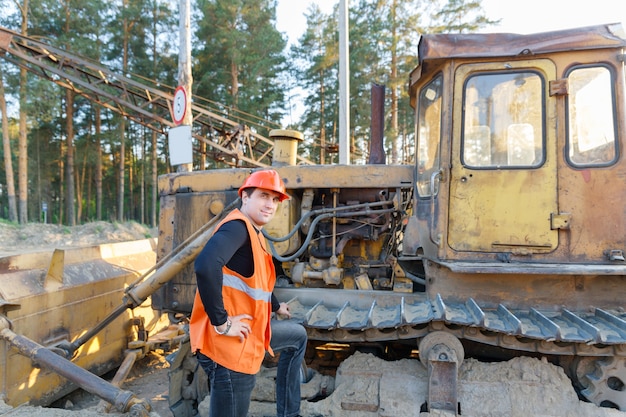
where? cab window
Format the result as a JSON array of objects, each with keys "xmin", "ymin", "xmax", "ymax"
[
  {"xmin": 462, "ymin": 71, "xmax": 545, "ymax": 168},
  {"xmin": 566, "ymin": 66, "xmax": 617, "ymax": 167},
  {"xmin": 416, "ymin": 74, "xmax": 443, "ymax": 197}
]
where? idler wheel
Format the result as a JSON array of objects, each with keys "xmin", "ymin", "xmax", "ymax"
[{"xmin": 418, "ymin": 331, "xmax": 465, "ymax": 367}]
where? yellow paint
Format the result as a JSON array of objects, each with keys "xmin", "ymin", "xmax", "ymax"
[
  {"xmin": 448, "ymin": 60, "xmax": 558, "ymax": 253},
  {"xmin": 0, "ymin": 239, "xmax": 170, "ymax": 407}
]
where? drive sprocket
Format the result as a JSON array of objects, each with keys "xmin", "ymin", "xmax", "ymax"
[{"xmin": 581, "ymin": 357, "xmax": 626, "ymax": 410}]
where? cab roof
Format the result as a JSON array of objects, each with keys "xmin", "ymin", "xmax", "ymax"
[{"xmin": 417, "ymin": 23, "xmax": 626, "ymax": 62}]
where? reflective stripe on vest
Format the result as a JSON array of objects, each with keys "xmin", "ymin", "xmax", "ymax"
[{"xmin": 223, "ymin": 273, "xmax": 272, "ymax": 303}]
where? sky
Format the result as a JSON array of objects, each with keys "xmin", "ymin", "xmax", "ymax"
[{"xmin": 276, "ymin": 0, "xmax": 626, "ymax": 42}]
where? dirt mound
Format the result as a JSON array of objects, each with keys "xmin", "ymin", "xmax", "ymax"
[{"xmin": 0, "ymin": 221, "xmax": 157, "ymax": 256}]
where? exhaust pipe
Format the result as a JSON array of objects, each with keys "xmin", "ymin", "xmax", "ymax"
[{"xmin": 369, "ymin": 83, "xmax": 386, "ymax": 164}]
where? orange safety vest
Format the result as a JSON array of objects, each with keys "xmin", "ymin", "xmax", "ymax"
[{"xmin": 189, "ymin": 209, "xmax": 275, "ymax": 374}]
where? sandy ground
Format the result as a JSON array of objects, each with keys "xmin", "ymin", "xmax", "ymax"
[
  {"xmin": 1, "ymin": 222, "xmax": 625, "ymax": 417},
  {"xmin": 4, "ymin": 350, "xmax": 625, "ymax": 417}
]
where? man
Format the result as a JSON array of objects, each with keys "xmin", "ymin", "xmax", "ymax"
[{"xmin": 190, "ymin": 169, "xmax": 308, "ymax": 417}]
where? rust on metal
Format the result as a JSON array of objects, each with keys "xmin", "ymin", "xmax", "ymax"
[
  {"xmin": 417, "ymin": 23, "xmax": 626, "ymax": 62},
  {"xmin": 0, "ymin": 31, "xmax": 11, "ymax": 53},
  {"xmin": 0, "ymin": 326, "xmax": 151, "ymax": 414}
]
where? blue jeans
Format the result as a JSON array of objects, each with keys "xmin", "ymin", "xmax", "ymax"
[
  {"xmin": 196, "ymin": 352, "xmax": 256, "ymax": 417},
  {"xmin": 270, "ymin": 318, "xmax": 308, "ymax": 417}
]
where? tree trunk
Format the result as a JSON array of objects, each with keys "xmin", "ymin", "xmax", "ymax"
[
  {"xmin": 129, "ymin": 133, "xmax": 134, "ymax": 220},
  {"xmin": 65, "ymin": 89, "xmax": 76, "ymax": 226},
  {"xmin": 320, "ymin": 71, "xmax": 326, "ymax": 165},
  {"xmin": 230, "ymin": 59, "xmax": 239, "ymax": 108},
  {"xmin": 95, "ymin": 106, "xmax": 102, "ymax": 220},
  {"xmin": 58, "ymin": 140, "xmax": 65, "ymax": 225},
  {"xmin": 390, "ymin": 0, "xmax": 399, "ymax": 164},
  {"xmin": 118, "ymin": 117, "xmax": 125, "ymax": 221},
  {"xmin": 86, "ymin": 158, "xmax": 92, "ymax": 220},
  {"xmin": 119, "ymin": 0, "xmax": 130, "ymax": 222},
  {"xmin": 140, "ymin": 128, "xmax": 146, "ymax": 225},
  {"xmin": 0, "ymin": 69, "xmax": 18, "ymax": 222},
  {"xmin": 151, "ymin": 129, "xmax": 157, "ymax": 228},
  {"xmin": 18, "ymin": 0, "xmax": 29, "ymax": 223},
  {"xmin": 18, "ymin": 76, "xmax": 28, "ymax": 223},
  {"xmin": 199, "ymin": 139, "xmax": 206, "ymax": 169},
  {"xmin": 150, "ymin": 2, "xmax": 158, "ymax": 227},
  {"xmin": 77, "ymin": 138, "xmax": 88, "ymax": 222}
]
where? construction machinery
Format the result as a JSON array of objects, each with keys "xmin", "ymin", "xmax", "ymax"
[
  {"xmin": 156, "ymin": 23, "xmax": 626, "ymax": 415},
  {"xmin": 0, "ymin": 25, "xmax": 303, "ymax": 168},
  {"xmin": 0, "ymin": 22, "xmax": 625, "ymax": 417}
]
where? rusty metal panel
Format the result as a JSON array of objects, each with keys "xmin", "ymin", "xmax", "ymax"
[
  {"xmin": 418, "ymin": 23, "xmax": 626, "ymax": 63},
  {"xmin": 276, "ymin": 165, "xmax": 414, "ymax": 189},
  {"xmin": 158, "ymin": 164, "xmax": 414, "ymax": 196},
  {"xmin": 158, "ymin": 168, "xmax": 250, "ymax": 195},
  {"xmin": 154, "ymin": 189, "xmax": 238, "ymax": 313},
  {"xmin": 0, "ymin": 31, "xmax": 11, "ymax": 52}
]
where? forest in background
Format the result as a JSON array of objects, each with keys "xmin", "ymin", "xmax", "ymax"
[{"xmin": 0, "ymin": 0, "xmax": 495, "ymax": 227}]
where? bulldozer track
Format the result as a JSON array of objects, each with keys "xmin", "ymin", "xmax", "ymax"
[{"xmin": 276, "ymin": 288, "xmax": 626, "ymax": 358}]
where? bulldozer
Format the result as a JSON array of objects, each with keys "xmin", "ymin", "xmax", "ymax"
[
  {"xmin": 0, "ymin": 22, "xmax": 625, "ymax": 417},
  {"xmin": 155, "ymin": 23, "xmax": 626, "ymax": 415}
]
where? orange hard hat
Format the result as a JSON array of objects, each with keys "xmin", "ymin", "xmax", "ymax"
[{"xmin": 238, "ymin": 169, "xmax": 290, "ymax": 202}]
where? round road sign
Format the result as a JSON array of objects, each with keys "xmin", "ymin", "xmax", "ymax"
[{"xmin": 172, "ymin": 86, "xmax": 187, "ymax": 125}]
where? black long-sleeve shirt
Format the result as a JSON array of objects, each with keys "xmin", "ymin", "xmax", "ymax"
[{"xmin": 194, "ymin": 219, "xmax": 280, "ymax": 326}]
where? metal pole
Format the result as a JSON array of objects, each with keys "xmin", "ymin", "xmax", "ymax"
[
  {"xmin": 178, "ymin": 0, "xmax": 193, "ymax": 172},
  {"xmin": 0, "ymin": 320, "xmax": 150, "ymax": 416}
]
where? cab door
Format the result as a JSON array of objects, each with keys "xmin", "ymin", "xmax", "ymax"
[{"xmin": 448, "ymin": 60, "xmax": 558, "ymax": 254}]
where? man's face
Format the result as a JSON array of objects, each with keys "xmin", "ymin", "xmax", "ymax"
[{"xmin": 241, "ymin": 188, "xmax": 281, "ymax": 228}]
